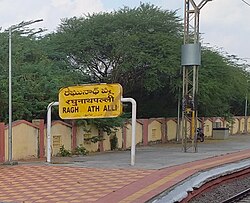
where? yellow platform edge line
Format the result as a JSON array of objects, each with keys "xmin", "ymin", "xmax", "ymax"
[{"xmin": 119, "ymin": 151, "xmax": 250, "ymax": 203}]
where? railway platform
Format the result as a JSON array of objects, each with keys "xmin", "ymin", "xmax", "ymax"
[{"xmin": 1, "ymin": 135, "xmax": 250, "ymax": 202}]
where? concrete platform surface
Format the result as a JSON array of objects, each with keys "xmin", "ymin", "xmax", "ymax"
[
  {"xmin": 1, "ymin": 135, "xmax": 250, "ymax": 203},
  {"xmin": 48, "ymin": 135, "xmax": 250, "ymax": 169}
]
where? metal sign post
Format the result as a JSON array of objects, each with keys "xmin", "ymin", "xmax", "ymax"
[
  {"xmin": 46, "ymin": 102, "xmax": 59, "ymax": 163},
  {"xmin": 46, "ymin": 84, "xmax": 137, "ymax": 166},
  {"xmin": 121, "ymin": 97, "xmax": 137, "ymax": 166}
]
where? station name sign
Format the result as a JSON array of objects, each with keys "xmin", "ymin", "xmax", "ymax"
[{"xmin": 59, "ymin": 84, "xmax": 123, "ymax": 119}]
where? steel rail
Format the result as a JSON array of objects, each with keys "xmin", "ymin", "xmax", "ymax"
[{"xmin": 222, "ymin": 188, "xmax": 250, "ymax": 203}]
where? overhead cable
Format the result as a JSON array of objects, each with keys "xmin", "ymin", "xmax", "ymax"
[{"xmin": 242, "ymin": 0, "xmax": 250, "ymax": 7}]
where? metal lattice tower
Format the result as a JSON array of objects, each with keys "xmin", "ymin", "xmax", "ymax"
[{"xmin": 181, "ymin": 0, "xmax": 211, "ymax": 152}]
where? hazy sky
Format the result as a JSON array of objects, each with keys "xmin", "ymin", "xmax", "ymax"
[{"xmin": 1, "ymin": 0, "xmax": 249, "ymax": 63}]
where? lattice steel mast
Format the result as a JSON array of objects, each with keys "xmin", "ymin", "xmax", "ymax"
[{"xmin": 181, "ymin": 0, "xmax": 212, "ymax": 152}]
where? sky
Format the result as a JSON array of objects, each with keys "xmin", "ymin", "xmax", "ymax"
[{"xmin": 0, "ymin": 0, "xmax": 250, "ymax": 64}]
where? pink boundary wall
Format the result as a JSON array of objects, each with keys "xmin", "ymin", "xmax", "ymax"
[
  {"xmin": 0, "ymin": 123, "xmax": 4, "ymax": 162},
  {"xmin": 0, "ymin": 120, "xmax": 73, "ymax": 162},
  {"xmin": 0, "ymin": 116, "xmax": 247, "ymax": 162}
]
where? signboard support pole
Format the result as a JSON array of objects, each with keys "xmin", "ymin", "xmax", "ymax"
[
  {"xmin": 46, "ymin": 96, "xmax": 136, "ymax": 166},
  {"xmin": 121, "ymin": 97, "xmax": 137, "ymax": 166},
  {"xmin": 46, "ymin": 101, "xmax": 59, "ymax": 163}
]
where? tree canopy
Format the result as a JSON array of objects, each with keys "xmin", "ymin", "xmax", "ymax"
[
  {"xmin": 199, "ymin": 47, "xmax": 249, "ymax": 117},
  {"xmin": 0, "ymin": 31, "xmax": 87, "ymax": 122},
  {"xmin": 55, "ymin": 4, "xmax": 182, "ymax": 93},
  {"xmin": 0, "ymin": 3, "xmax": 249, "ymax": 123},
  {"xmin": 48, "ymin": 3, "xmax": 183, "ymax": 117}
]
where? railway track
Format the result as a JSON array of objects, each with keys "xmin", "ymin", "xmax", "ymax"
[
  {"xmin": 183, "ymin": 168, "xmax": 250, "ymax": 203},
  {"xmin": 222, "ymin": 188, "xmax": 250, "ymax": 203}
]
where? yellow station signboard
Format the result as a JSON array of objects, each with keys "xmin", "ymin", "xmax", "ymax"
[{"xmin": 59, "ymin": 84, "xmax": 123, "ymax": 119}]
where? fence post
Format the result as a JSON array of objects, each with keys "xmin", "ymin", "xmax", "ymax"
[
  {"xmin": 143, "ymin": 119, "xmax": 149, "ymax": 146},
  {"xmin": 72, "ymin": 120, "xmax": 77, "ymax": 150},
  {"xmin": 39, "ymin": 120, "xmax": 45, "ymax": 158},
  {"xmin": 122, "ymin": 125, "xmax": 127, "ymax": 150}
]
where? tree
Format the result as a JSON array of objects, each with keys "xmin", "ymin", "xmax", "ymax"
[
  {"xmin": 49, "ymin": 3, "xmax": 250, "ymax": 118},
  {"xmin": 199, "ymin": 47, "xmax": 249, "ymax": 117},
  {"xmin": 48, "ymin": 3, "xmax": 183, "ymax": 117},
  {"xmin": 0, "ymin": 30, "xmax": 88, "ymax": 122},
  {"xmin": 0, "ymin": 4, "xmax": 249, "ymax": 122}
]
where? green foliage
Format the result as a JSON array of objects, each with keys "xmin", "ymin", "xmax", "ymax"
[
  {"xmin": 58, "ymin": 145, "xmax": 71, "ymax": 157},
  {"xmin": 52, "ymin": 3, "xmax": 183, "ymax": 117},
  {"xmin": 0, "ymin": 4, "xmax": 249, "ymax": 123},
  {"xmin": 91, "ymin": 117, "xmax": 126, "ymax": 135},
  {"xmin": 77, "ymin": 113, "xmax": 129, "ymax": 135},
  {"xmin": 73, "ymin": 144, "xmax": 88, "ymax": 156},
  {"xmin": 199, "ymin": 47, "xmax": 249, "ymax": 116},
  {"xmin": 0, "ymin": 28, "xmax": 88, "ymax": 122},
  {"xmin": 84, "ymin": 135, "xmax": 104, "ymax": 143}
]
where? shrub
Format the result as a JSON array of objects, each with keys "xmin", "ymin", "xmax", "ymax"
[
  {"xmin": 73, "ymin": 144, "xmax": 89, "ymax": 156},
  {"xmin": 58, "ymin": 145, "xmax": 71, "ymax": 157}
]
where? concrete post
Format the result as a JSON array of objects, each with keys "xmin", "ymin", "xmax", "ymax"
[
  {"xmin": 39, "ymin": 120, "xmax": 45, "ymax": 158},
  {"xmin": 0, "ymin": 123, "xmax": 5, "ymax": 162},
  {"xmin": 72, "ymin": 120, "xmax": 77, "ymax": 150},
  {"xmin": 143, "ymin": 119, "xmax": 149, "ymax": 146},
  {"xmin": 122, "ymin": 125, "xmax": 127, "ymax": 150}
]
